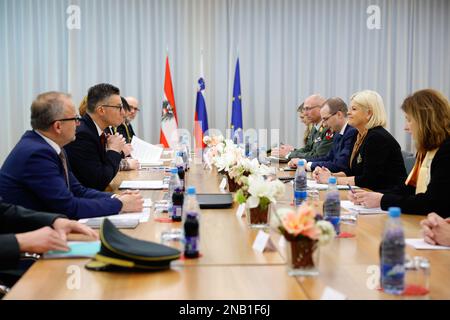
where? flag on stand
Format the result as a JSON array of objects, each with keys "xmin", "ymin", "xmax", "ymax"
[
  {"xmin": 160, "ymin": 55, "xmax": 179, "ymax": 148},
  {"xmin": 230, "ymin": 58, "xmax": 243, "ymax": 143},
  {"xmin": 194, "ymin": 54, "xmax": 209, "ymax": 149}
]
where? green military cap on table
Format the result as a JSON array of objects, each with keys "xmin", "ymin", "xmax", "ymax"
[{"xmin": 86, "ymin": 219, "xmax": 181, "ymax": 271}]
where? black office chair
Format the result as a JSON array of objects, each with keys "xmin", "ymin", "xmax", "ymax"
[
  {"xmin": 0, "ymin": 253, "xmax": 40, "ymax": 299},
  {"xmin": 401, "ymin": 150, "xmax": 415, "ymax": 174}
]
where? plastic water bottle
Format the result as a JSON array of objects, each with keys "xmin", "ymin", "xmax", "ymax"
[
  {"xmin": 183, "ymin": 186, "xmax": 201, "ymax": 258},
  {"xmin": 171, "ymin": 190, "xmax": 184, "ymax": 222},
  {"xmin": 167, "ymin": 167, "xmax": 182, "ymax": 213},
  {"xmin": 323, "ymin": 176, "xmax": 341, "ymax": 234},
  {"xmin": 244, "ymin": 136, "xmax": 251, "ymax": 157},
  {"xmin": 175, "ymin": 151, "xmax": 186, "ymax": 190},
  {"xmin": 380, "ymin": 207, "xmax": 405, "ymax": 295},
  {"xmin": 258, "ymin": 146, "xmax": 270, "ymax": 165},
  {"xmin": 294, "ymin": 190, "xmax": 307, "ymax": 207},
  {"xmin": 180, "ymin": 136, "xmax": 190, "ymax": 170},
  {"xmin": 294, "ymin": 160, "xmax": 307, "ymax": 194}
]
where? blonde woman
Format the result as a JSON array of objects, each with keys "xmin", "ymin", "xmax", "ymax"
[
  {"xmin": 79, "ymin": 95, "xmax": 88, "ymax": 116},
  {"xmin": 314, "ymin": 90, "xmax": 407, "ymax": 191},
  {"xmin": 350, "ymin": 89, "xmax": 450, "ymax": 218}
]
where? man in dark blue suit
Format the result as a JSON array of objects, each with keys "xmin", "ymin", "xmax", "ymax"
[
  {"xmin": 0, "ymin": 92, "xmax": 143, "ymax": 220},
  {"xmin": 65, "ymin": 83, "xmax": 137, "ymax": 191},
  {"xmin": 288, "ymin": 97, "xmax": 357, "ymax": 173}
]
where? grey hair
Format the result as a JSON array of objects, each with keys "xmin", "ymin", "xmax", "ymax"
[{"xmin": 30, "ymin": 92, "xmax": 71, "ymax": 130}]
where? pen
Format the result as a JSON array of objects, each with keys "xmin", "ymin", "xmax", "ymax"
[{"xmin": 347, "ymin": 184, "xmax": 356, "ymax": 194}]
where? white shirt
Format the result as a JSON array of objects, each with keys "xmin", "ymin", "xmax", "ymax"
[
  {"xmin": 93, "ymin": 119, "xmax": 104, "ymax": 137},
  {"xmin": 339, "ymin": 122, "xmax": 348, "ymax": 136}
]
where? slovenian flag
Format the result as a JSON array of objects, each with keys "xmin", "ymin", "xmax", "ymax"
[
  {"xmin": 160, "ymin": 55, "xmax": 179, "ymax": 148},
  {"xmin": 230, "ymin": 57, "xmax": 243, "ymax": 143},
  {"xmin": 194, "ymin": 54, "xmax": 209, "ymax": 149}
]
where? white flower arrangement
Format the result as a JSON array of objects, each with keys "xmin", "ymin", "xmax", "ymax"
[{"xmin": 245, "ymin": 174, "xmax": 286, "ymax": 209}]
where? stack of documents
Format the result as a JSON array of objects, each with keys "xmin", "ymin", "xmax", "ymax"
[
  {"xmin": 119, "ymin": 180, "xmax": 168, "ymax": 190},
  {"xmin": 130, "ymin": 136, "xmax": 164, "ymax": 166},
  {"xmin": 340, "ymin": 200, "xmax": 387, "ymax": 215},
  {"xmin": 43, "ymin": 241, "xmax": 101, "ymax": 259}
]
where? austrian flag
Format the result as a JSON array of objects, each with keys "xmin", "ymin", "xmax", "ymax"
[{"xmin": 160, "ymin": 56, "xmax": 179, "ymax": 148}]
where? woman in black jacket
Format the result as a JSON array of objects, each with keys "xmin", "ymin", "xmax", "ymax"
[
  {"xmin": 314, "ymin": 90, "xmax": 407, "ymax": 191},
  {"xmin": 350, "ymin": 89, "xmax": 450, "ymax": 218}
]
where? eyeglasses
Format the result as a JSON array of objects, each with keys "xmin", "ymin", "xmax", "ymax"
[
  {"xmin": 129, "ymin": 106, "xmax": 140, "ymax": 112},
  {"xmin": 322, "ymin": 112, "xmax": 338, "ymax": 122},
  {"xmin": 52, "ymin": 115, "xmax": 82, "ymax": 124},
  {"xmin": 99, "ymin": 104, "xmax": 124, "ymax": 111},
  {"xmin": 303, "ymin": 105, "xmax": 321, "ymax": 112}
]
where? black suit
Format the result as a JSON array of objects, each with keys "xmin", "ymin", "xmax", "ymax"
[
  {"xmin": 65, "ymin": 114, "xmax": 122, "ymax": 191},
  {"xmin": 381, "ymin": 137, "xmax": 450, "ymax": 217},
  {"xmin": 0, "ymin": 201, "xmax": 65, "ymax": 270},
  {"xmin": 115, "ymin": 122, "xmax": 135, "ymax": 144},
  {"xmin": 346, "ymin": 126, "xmax": 407, "ymax": 192}
]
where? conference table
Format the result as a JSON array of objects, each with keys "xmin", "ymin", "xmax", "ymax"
[{"xmin": 5, "ymin": 159, "xmax": 450, "ymax": 300}]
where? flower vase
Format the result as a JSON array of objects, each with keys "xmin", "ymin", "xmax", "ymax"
[
  {"xmin": 285, "ymin": 236, "xmax": 319, "ymax": 276},
  {"xmin": 247, "ymin": 204, "xmax": 271, "ymax": 229},
  {"xmin": 226, "ymin": 174, "xmax": 239, "ymax": 192}
]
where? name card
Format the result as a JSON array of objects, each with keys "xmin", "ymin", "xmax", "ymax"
[
  {"xmin": 320, "ymin": 286, "xmax": 347, "ymax": 300},
  {"xmin": 219, "ymin": 177, "xmax": 227, "ymax": 191},
  {"xmin": 252, "ymin": 230, "xmax": 277, "ymax": 253},
  {"xmin": 236, "ymin": 204, "xmax": 246, "ymax": 218},
  {"xmin": 278, "ymin": 235, "xmax": 287, "ymax": 248}
]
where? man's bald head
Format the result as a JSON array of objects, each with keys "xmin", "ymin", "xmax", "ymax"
[
  {"xmin": 303, "ymin": 94, "xmax": 326, "ymax": 124},
  {"xmin": 125, "ymin": 96, "xmax": 140, "ymax": 121}
]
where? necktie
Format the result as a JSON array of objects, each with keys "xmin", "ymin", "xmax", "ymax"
[
  {"xmin": 59, "ymin": 151, "xmax": 70, "ymax": 191},
  {"xmin": 100, "ymin": 132, "xmax": 107, "ymax": 149}
]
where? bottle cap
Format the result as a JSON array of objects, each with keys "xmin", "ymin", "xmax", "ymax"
[
  {"xmin": 187, "ymin": 186, "xmax": 196, "ymax": 195},
  {"xmin": 388, "ymin": 207, "xmax": 401, "ymax": 218},
  {"xmin": 170, "ymin": 168, "xmax": 178, "ymax": 174},
  {"xmin": 328, "ymin": 176, "xmax": 337, "ymax": 184},
  {"xmin": 297, "ymin": 159, "xmax": 305, "ymax": 166}
]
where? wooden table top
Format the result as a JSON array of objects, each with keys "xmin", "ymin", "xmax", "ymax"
[{"xmin": 5, "ymin": 161, "xmax": 450, "ymax": 300}]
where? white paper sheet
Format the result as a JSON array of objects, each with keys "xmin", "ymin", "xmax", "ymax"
[
  {"xmin": 307, "ymin": 180, "xmax": 360, "ymax": 191},
  {"xmin": 406, "ymin": 238, "xmax": 450, "ymax": 250},
  {"xmin": 130, "ymin": 136, "xmax": 163, "ymax": 165},
  {"xmin": 79, "ymin": 208, "xmax": 151, "ymax": 224},
  {"xmin": 340, "ymin": 200, "xmax": 387, "ymax": 215},
  {"xmin": 119, "ymin": 180, "xmax": 168, "ymax": 190}
]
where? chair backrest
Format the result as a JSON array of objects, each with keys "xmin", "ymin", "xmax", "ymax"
[{"xmin": 401, "ymin": 150, "xmax": 415, "ymax": 174}]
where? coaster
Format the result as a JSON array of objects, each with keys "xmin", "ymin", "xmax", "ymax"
[
  {"xmin": 154, "ymin": 217, "xmax": 174, "ymax": 223},
  {"xmin": 337, "ymin": 232, "xmax": 355, "ymax": 238}
]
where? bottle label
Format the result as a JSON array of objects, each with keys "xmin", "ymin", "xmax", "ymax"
[
  {"xmin": 381, "ymin": 263, "xmax": 405, "ymax": 283},
  {"xmin": 185, "ymin": 236, "xmax": 199, "ymax": 253},
  {"xmin": 325, "ymin": 216, "xmax": 340, "ymax": 234},
  {"xmin": 172, "ymin": 205, "xmax": 182, "ymax": 219}
]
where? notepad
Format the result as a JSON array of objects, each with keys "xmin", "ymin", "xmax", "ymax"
[
  {"xmin": 130, "ymin": 136, "xmax": 163, "ymax": 165},
  {"xmin": 307, "ymin": 180, "xmax": 361, "ymax": 191},
  {"xmin": 43, "ymin": 241, "xmax": 101, "ymax": 259},
  {"xmin": 340, "ymin": 200, "xmax": 387, "ymax": 215},
  {"xmin": 79, "ymin": 209, "xmax": 151, "ymax": 228},
  {"xmin": 119, "ymin": 180, "xmax": 168, "ymax": 190},
  {"xmin": 406, "ymin": 238, "xmax": 450, "ymax": 250}
]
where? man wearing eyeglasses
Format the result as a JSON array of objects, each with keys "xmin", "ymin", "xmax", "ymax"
[
  {"xmin": 288, "ymin": 97, "xmax": 357, "ymax": 173},
  {"xmin": 113, "ymin": 96, "xmax": 139, "ymax": 144},
  {"xmin": 0, "ymin": 92, "xmax": 143, "ymax": 219},
  {"xmin": 65, "ymin": 83, "xmax": 136, "ymax": 191},
  {"xmin": 272, "ymin": 94, "xmax": 334, "ymax": 161}
]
